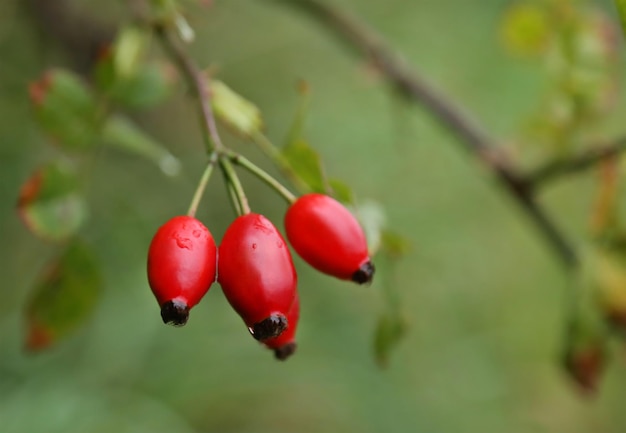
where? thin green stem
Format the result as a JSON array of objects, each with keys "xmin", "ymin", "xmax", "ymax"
[
  {"xmin": 251, "ymin": 132, "xmax": 310, "ymax": 194},
  {"xmin": 224, "ymin": 177, "xmax": 243, "ymax": 216},
  {"xmin": 219, "ymin": 155, "xmax": 251, "ymax": 215},
  {"xmin": 187, "ymin": 152, "xmax": 217, "ymax": 217},
  {"xmin": 227, "ymin": 151, "xmax": 297, "ymax": 204}
]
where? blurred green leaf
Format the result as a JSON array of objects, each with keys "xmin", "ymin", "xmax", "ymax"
[
  {"xmin": 29, "ymin": 69, "xmax": 101, "ymax": 151},
  {"xmin": 17, "ymin": 161, "xmax": 88, "ymax": 242},
  {"xmin": 614, "ymin": 0, "xmax": 626, "ymax": 38},
  {"xmin": 102, "ymin": 116, "xmax": 181, "ymax": 176},
  {"xmin": 211, "ymin": 79, "xmax": 263, "ymax": 137},
  {"xmin": 561, "ymin": 252, "xmax": 615, "ymax": 393},
  {"xmin": 174, "ymin": 12, "xmax": 195, "ymax": 43},
  {"xmin": 282, "ymin": 138, "xmax": 327, "ymax": 193},
  {"xmin": 351, "ymin": 200, "xmax": 386, "ymax": 256},
  {"xmin": 114, "ymin": 26, "xmax": 151, "ymax": 78},
  {"xmin": 94, "ymin": 29, "xmax": 174, "ymax": 109},
  {"xmin": 328, "ymin": 178, "xmax": 354, "ymax": 204},
  {"xmin": 373, "ymin": 313, "xmax": 407, "ymax": 368},
  {"xmin": 563, "ymin": 332, "xmax": 607, "ymax": 395},
  {"xmin": 500, "ymin": 2, "xmax": 552, "ymax": 57},
  {"xmin": 381, "ymin": 229, "xmax": 411, "ymax": 258},
  {"xmin": 25, "ymin": 240, "xmax": 101, "ymax": 352},
  {"xmin": 109, "ymin": 62, "xmax": 175, "ymax": 110}
]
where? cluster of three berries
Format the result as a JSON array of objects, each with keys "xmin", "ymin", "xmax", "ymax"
[{"xmin": 147, "ymin": 193, "xmax": 374, "ymax": 359}]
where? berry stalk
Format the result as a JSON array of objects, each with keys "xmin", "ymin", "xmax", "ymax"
[
  {"xmin": 219, "ymin": 155, "xmax": 250, "ymax": 216},
  {"xmin": 227, "ymin": 151, "xmax": 296, "ymax": 204},
  {"xmin": 187, "ymin": 152, "xmax": 218, "ymax": 218}
]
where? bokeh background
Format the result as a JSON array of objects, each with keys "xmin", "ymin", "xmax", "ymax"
[{"xmin": 2, "ymin": 0, "xmax": 626, "ymax": 432}]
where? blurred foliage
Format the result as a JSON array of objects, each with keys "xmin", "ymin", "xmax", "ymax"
[
  {"xmin": 501, "ymin": 0, "xmax": 621, "ymax": 164},
  {"xmin": 24, "ymin": 240, "xmax": 101, "ymax": 352},
  {"xmin": 4, "ymin": 0, "xmax": 626, "ymax": 432},
  {"xmin": 17, "ymin": 159, "xmax": 87, "ymax": 242}
]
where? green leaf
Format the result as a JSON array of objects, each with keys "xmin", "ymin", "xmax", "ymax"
[
  {"xmin": 373, "ymin": 313, "xmax": 407, "ymax": 368},
  {"xmin": 328, "ymin": 178, "xmax": 354, "ymax": 204},
  {"xmin": 562, "ymin": 297, "xmax": 608, "ymax": 395},
  {"xmin": 101, "ymin": 116, "xmax": 181, "ymax": 176},
  {"xmin": 174, "ymin": 12, "xmax": 195, "ymax": 43},
  {"xmin": 380, "ymin": 229, "xmax": 411, "ymax": 258},
  {"xmin": 29, "ymin": 69, "xmax": 101, "ymax": 151},
  {"xmin": 114, "ymin": 26, "xmax": 151, "ymax": 78},
  {"xmin": 562, "ymin": 331, "xmax": 607, "ymax": 395},
  {"xmin": 614, "ymin": 0, "xmax": 626, "ymax": 39},
  {"xmin": 561, "ymin": 254, "xmax": 614, "ymax": 393},
  {"xmin": 351, "ymin": 200, "xmax": 386, "ymax": 256},
  {"xmin": 25, "ymin": 240, "xmax": 102, "ymax": 352},
  {"xmin": 282, "ymin": 138, "xmax": 327, "ymax": 193},
  {"xmin": 210, "ymin": 79, "xmax": 263, "ymax": 137},
  {"xmin": 17, "ymin": 161, "xmax": 88, "ymax": 242},
  {"xmin": 111, "ymin": 62, "xmax": 174, "ymax": 110},
  {"xmin": 94, "ymin": 28, "xmax": 174, "ymax": 110},
  {"xmin": 500, "ymin": 2, "xmax": 552, "ymax": 57}
]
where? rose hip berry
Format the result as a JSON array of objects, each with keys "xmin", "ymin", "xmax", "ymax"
[
  {"xmin": 218, "ymin": 213, "xmax": 297, "ymax": 341},
  {"xmin": 147, "ymin": 215, "xmax": 217, "ymax": 326},
  {"xmin": 285, "ymin": 193, "xmax": 374, "ymax": 284},
  {"xmin": 263, "ymin": 292, "xmax": 300, "ymax": 361}
]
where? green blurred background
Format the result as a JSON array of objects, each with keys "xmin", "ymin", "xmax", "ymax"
[{"xmin": 2, "ymin": 0, "xmax": 626, "ymax": 432}]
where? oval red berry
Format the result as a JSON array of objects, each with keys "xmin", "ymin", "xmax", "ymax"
[
  {"xmin": 218, "ymin": 213, "xmax": 297, "ymax": 341},
  {"xmin": 147, "ymin": 215, "xmax": 217, "ymax": 326},
  {"xmin": 285, "ymin": 193, "xmax": 374, "ymax": 284}
]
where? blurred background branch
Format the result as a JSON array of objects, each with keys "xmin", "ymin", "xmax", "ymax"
[
  {"xmin": 267, "ymin": 0, "xmax": 581, "ymax": 267},
  {"xmin": 26, "ymin": 0, "xmax": 114, "ymax": 73}
]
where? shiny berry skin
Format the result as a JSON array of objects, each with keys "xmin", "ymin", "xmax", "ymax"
[
  {"xmin": 218, "ymin": 213, "xmax": 297, "ymax": 341},
  {"xmin": 285, "ymin": 193, "xmax": 374, "ymax": 284},
  {"xmin": 264, "ymin": 292, "xmax": 300, "ymax": 361},
  {"xmin": 147, "ymin": 216, "xmax": 217, "ymax": 326}
]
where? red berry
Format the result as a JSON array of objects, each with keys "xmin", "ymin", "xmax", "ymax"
[
  {"xmin": 263, "ymin": 292, "xmax": 300, "ymax": 361},
  {"xmin": 147, "ymin": 216, "xmax": 217, "ymax": 326},
  {"xmin": 285, "ymin": 193, "xmax": 374, "ymax": 284},
  {"xmin": 218, "ymin": 213, "xmax": 297, "ymax": 341}
]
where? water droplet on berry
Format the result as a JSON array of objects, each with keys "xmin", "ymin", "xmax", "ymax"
[{"xmin": 175, "ymin": 235, "xmax": 192, "ymax": 249}]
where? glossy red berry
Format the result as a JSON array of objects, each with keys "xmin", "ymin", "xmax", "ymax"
[
  {"xmin": 263, "ymin": 292, "xmax": 300, "ymax": 361},
  {"xmin": 147, "ymin": 215, "xmax": 217, "ymax": 326},
  {"xmin": 285, "ymin": 193, "xmax": 374, "ymax": 284},
  {"xmin": 218, "ymin": 213, "xmax": 297, "ymax": 341}
]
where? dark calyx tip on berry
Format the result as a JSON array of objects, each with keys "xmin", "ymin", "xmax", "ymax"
[
  {"xmin": 274, "ymin": 342, "xmax": 297, "ymax": 361},
  {"xmin": 249, "ymin": 314, "xmax": 288, "ymax": 341},
  {"xmin": 352, "ymin": 260, "xmax": 375, "ymax": 285},
  {"xmin": 160, "ymin": 300, "xmax": 190, "ymax": 327}
]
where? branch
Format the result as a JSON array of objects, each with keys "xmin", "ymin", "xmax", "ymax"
[
  {"xmin": 268, "ymin": 0, "xmax": 579, "ymax": 268},
  {"xmin": 154, "ymin": 25, "xmax": 226, "ymax": 153},
  {"xmin": 529, "ymin": 137, "xmax": 626, "ymax": 186}
]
